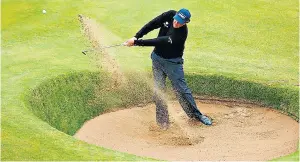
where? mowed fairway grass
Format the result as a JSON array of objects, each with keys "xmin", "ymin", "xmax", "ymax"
[{"xmin": 2, "ymin": 0, "xmax": 298, "ymax": 161}]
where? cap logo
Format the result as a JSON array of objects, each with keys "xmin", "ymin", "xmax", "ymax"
[{"xmin": 178, "ymin": 12, "xmax": 186, "ymax": 20}]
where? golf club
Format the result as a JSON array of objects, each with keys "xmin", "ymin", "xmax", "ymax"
[{"xmin": 82, "ymin": 43, "xmax": 126, "ymax": 55}]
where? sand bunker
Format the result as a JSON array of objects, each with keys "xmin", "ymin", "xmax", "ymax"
[{"xmin": 75, "ymin": 99, "xmax": 299, "ymax": 161}]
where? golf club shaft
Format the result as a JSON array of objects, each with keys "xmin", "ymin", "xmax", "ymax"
[{"xmin": 82, "ymin": 43, "xmax": 124, "ymax": 55}]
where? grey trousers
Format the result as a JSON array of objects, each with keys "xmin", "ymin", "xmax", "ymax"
[{"xmin": 151, "ymin": 52, "xmax": 203, "ymax": 126}]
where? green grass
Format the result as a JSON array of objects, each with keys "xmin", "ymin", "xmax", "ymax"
[
  {"xmin": 2, "ymin": 0, "xmax": 298, "ymax": 161},
  {"xmin": 272, "ymin": 151, "xmax": 299, "ymax": 161}
]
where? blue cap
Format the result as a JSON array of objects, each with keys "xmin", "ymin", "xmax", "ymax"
[{"xmin": 173, "ymin": 8, "xmax": 191, "ymax": 24}]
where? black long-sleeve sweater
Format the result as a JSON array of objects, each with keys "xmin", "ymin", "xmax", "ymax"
[{"xmin": 134, "ymin": 10, "xmax": 188, "ymax": 59}]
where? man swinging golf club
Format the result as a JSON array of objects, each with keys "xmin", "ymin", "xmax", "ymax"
[{"xmin": 124, "ymin": 8, "xmax": 212, "ymax": 129}]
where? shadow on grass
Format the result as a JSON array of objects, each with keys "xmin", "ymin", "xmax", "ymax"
[{"xmin": 24, "ymin": 71, "xmax": 298, "ymax": 136}]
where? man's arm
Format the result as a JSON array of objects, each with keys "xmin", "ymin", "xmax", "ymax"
[
  {"xmin": 134, "ymin": 29, "xmax": 187, "ymax": 46},
  {"xmin": 134, "ymin": 36, "xmax": 171, "ymax": 46},
  {"xmin": 134, "ymin": 10, "xmax": 176, "ymax": 39}
]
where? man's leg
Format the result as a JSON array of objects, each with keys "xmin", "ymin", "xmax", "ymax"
[
  {"xmin": 152, "ymin": 57, "xmax": 169, "ymax": 128},
  {"xmin": 165, "ymin": 61, "xmax": 212, "ymax": 125}
]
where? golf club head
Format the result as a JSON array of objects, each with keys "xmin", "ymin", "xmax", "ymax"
[{"xmin": 82, "ymin": 50, "xmax": 87, "ymax": 55}]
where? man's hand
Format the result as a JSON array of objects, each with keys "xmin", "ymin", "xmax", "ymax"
[{"xmin": 124, "ymin": 37, "xmax": 137, "ymax": 47}]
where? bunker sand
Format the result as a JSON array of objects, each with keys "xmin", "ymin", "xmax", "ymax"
[{"xmin": 75, "ymin": 100, "xmax": 299, "ymax": 161}]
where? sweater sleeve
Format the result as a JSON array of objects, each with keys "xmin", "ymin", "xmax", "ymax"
[
  {"xmin": 134, "ymin": 10, "xmax": 176, "ymax": 39},
  {"xmin": 134, "ymin": 28, "xmax": 187, "ymax": 46},
  {"xmin": 134, "ymin": 36, "xmax": 170, "ymax": 46}
]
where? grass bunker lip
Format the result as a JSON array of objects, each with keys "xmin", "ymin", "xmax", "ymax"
[{"xmin": 25, "ymin": 71, "xmax": 299, "ymax": 161}]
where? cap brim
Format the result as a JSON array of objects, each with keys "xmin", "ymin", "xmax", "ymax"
[{"xmin": 173, "ymin": 15, "xmax": 185, "ymax": 24}]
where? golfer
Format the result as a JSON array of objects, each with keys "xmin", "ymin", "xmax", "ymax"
[{"xmin": 124, "ymin": 8, "xmax": 212, "ymax": 129}]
